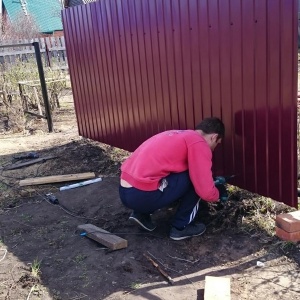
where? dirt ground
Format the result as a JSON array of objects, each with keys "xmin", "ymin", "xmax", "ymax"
[{"xmin": 0, "ymin": 95, "xmax": 300, "ymax": 300}]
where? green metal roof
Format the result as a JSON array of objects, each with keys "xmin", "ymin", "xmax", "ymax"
[{"xmin": 3, "ymin": 0, "xmax": 63, "ymax": 33}]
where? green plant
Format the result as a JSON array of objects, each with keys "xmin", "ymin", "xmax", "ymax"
[
  {"xmin": 21, "ymin": 213, "xmax": 33, "ymax": 221},
  {"xmin": 279, "ymin": 241, "xmax": 297, "ymax": 252},
  {"xmin": 1, "ymin": 58, "xmax": 69, "ymax": 132},
  {"xmin": 31, "ymin": 259, "xmax": 42, "ymax": 277},
  {"xmin": 226, "ymin": 185, "xmax": 237, "ymax": 193},
  {"xmin": 79, "ymin": 271, "xmax": 91, "ymax": 287},
  {"xmin": 250, "ymin": 211, "xmax": 275, "ymax": 236},
  {"xmin": 0, "ymin": 182, "xmax": 8, "ymax": 191},
  {"xmin": 73, "ymin": 254, "xmax": 87, "ymax": 264},
  {"xmin": 130, "ymin": 282, "xmax": 142, "ymax": 289},
  {"xmin": 1, "ymin": 59, "xmax": 37, "ymax": 91},
  {"xmin": 257, "ymin": 197, "xmax": 275, "ymax": 213}
]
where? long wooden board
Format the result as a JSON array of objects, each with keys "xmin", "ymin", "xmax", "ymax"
[
  {"xmin": 77, "ymin": 224, "xmax": 128, "ymax": 250},
  {"xmin": 204, "ymin": 276, "xmax": 231, "ymax": 300},
  {"xmin": 19, "ymin": 172, "xmax": 95, "ymax": 186}
]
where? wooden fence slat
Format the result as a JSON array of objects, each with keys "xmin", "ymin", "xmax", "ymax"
[
  {"xmin": 61, "ymin": 36, "xmax": 68, "ymax": 67},
  {"xmin": 50, "ymin": 37, "xmax": 57, "ymax": 63},
  {"xmin": 48, "ymin": 46, "xmax": 66, "ymax": 51},
  {"xmin": 45, "ymin": 37, "xmax": 51, "ymax": 47},
  {"xmin": 0, "ymin": 37, "xmax": 67, "ymax": 70},
  {"xmin": 61, "ymin": 36, "xmax": 65, "ymax": 47},
  {"xmin": 45, "ymin": 37, "xmax": 53, "ymax": 67},
  {"xmin": 39, "ymin": 38, "xmax": 46, "ymax": 49},
  {"xmin": 2, "ymin": 50, "xmax": 34, "ymax": 56},
  {"xmin": 0, "ymin": 49, "xmax": 45, "ymax": 56}
]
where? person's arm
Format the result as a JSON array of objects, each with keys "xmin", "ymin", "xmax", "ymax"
[{"xmin": 188, "ymin": 142, "xmax": 219, "ymax": 202}]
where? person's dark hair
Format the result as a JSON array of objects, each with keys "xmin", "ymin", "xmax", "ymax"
[{"xmin": 195, "ymin": 117, "xmax": 225, "ymax": 139}]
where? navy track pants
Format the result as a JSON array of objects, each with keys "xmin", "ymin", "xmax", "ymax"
[{"xmin": 119, "ymin": 171, "xmax": 200, "ymax": 229}]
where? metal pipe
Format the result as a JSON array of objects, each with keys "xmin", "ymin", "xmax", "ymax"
[{"xmin": 33, "ymin": 42, "xmax": 53, "ymax": 132}]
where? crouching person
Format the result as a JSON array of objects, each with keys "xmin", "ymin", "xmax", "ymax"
[{"xmin": 119, "ymin": 117, "xmax": 225, "ymax": 240}]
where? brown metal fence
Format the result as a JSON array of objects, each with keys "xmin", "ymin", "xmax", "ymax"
[{"xmin": 62, "ymin": 0, "xmax": 298, "ymax": 207}]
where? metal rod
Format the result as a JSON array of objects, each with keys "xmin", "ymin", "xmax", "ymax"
[{"xmin": 33, "ymin": 42, "xmax": 53, "ymax": 132}]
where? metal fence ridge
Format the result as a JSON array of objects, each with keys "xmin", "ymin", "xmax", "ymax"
[{"xmin": 62, "ymin": 0, "xmax": 298, "ymax": 207}]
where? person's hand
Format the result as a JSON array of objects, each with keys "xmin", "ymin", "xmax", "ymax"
[
  {"xmin": 214, "ymin": 176, "xmax": 226, "ymax": 185},
  {"xmin": 216, "ymin": 184, "xmax": 228, "ymax": 201}
]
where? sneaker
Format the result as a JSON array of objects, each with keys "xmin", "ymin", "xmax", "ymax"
[
  {"xmin": 129, "ymin": 212, "xmax": 156, "ymax": 231},
  {"xmin": 169, "ymin": 223, "xmax": 206, "ymax": 240}
]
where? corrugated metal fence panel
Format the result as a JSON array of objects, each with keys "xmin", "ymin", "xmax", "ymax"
[{"xmin": 62, "ymin": 0, "xmax": 298, "ymax": 207}]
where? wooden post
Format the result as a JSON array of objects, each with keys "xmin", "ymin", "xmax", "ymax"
[
  {"xmin": 54, "ymin": 92, "xmax": 60, "ymax": 108},
  {"xmin": 45, "ymin": 37, "xmax": 52, "ymax": 68},
  {"xmin": 33, "ymin": 42, "xmax": 53, "ymax": 132},
  {"xmin": 19, "ymin": 83, "xmax": 28, "ymax": 111}
]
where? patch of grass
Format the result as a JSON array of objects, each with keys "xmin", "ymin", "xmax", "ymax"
[
  {"xmin": 21, "ymin": 213, "xmax": 33, "ymax": 221},
  {"xmin": 0, "ymin": 182, "xmax": 7, "ymax": 190},
  {"xmin": 227, "ymin": 184, "xmax": 239, "ymax": 194},
  {"xmin": 246, "ymin": 196, "xmax": 295, "ymax": 234},
  {"xmin": 78, "ymin": 272, "xmax": 88, "ymax": 280},
  {"xmin": 36, "ymin": 227, "xmax": 48, "ymax": 238},
  {"xmin": 278, "ymin": 241, "xmax": 297, "ymax": 252},
  {"xmin": 78, "ymin": 265, "xmax": 90, "ymax": 287},
  {"xmin": 58, "ymin": 220, "xmax": 69, "ymax": 229},
  {"xmin": 270, "ymin": 240, "xmax": 298, "ymax": 256},
  {"xmin": 79, "ymin": 271, "xmax": 90, "ymax": 287},
  {"xmin": 0, "ymin": 196, "xmax": 21, "ymax": 210},
  {"xmin": 243, "ymin": 210, "xmax": 275, "ymax": 236},
  {"xmin": 255, "ymin": 197, "xmax": 276, "ymax": 213},
  {"xmin": 73, "ymin": 254, "xmax": 87, "ymax": 264},
  {"xmin": 10, "ymin": 228, "xmax": 24, "ymax": 236},
  {"xmin": 31, "ymin": 259, "xmax": 42, "ymax": 278},
  {"xmin": 213, "ymin": 187, "xmax": 296, "ymax": 239},
  {"xmin": 130, "ymin": 282, "xmax": 142, "ymax": 289},
  {"xmin": 0, "ymin": 59, "xmax": 69, "ymax": 133}
]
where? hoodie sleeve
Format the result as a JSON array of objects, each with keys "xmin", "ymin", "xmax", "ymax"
[{"xmin": 187, "ymin": 142, "xmax": 220, "ymax": 202}]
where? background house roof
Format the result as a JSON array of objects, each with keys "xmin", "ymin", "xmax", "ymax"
[
  {"xmin": 3, "ymin": 0, "xmax": 63, "ymax": 33},
  {"xmin": 65, "ymin": 0, "xmax": 97, "ymax": 7}
]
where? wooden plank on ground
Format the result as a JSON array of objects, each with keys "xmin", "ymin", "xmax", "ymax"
[
  {"xmin": 19, "ymin": 172, "xmax": 95, "ymax": 186},
  {"xmin": 77, "ymin": 224, "xmax": 128, "ymax": 250},
  {"xmin": 4, "ymin": 156, "xmax": 56, "ymax": 170},
  {"xmin": 204, "ymin": 276, "xmax": 231, "ymax": 300}
]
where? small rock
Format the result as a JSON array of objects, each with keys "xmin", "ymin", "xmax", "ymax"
[
  {"xmin": 19, "ymin": 190, "xmax": 29, "ymax": 197},
  {"xmin": 26, "ymin": 188, "xmax": 36, "ymax": 194},
  {"xmin": 19, "ymin": 189, "xmax": 35, "ymax": 197},
  {"xmin": 256, "ymin": 261, "xmax": 265, "ymax": 267}
]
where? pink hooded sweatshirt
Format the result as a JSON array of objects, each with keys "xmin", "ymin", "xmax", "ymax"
[{"xmin": 121, "ymin": 130, "xmax": 219, "ymax": 202}]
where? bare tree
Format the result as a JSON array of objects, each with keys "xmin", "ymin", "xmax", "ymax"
[{"xmin": 0, "ymin": 12, "xmax": 41, "ymax": 41}]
